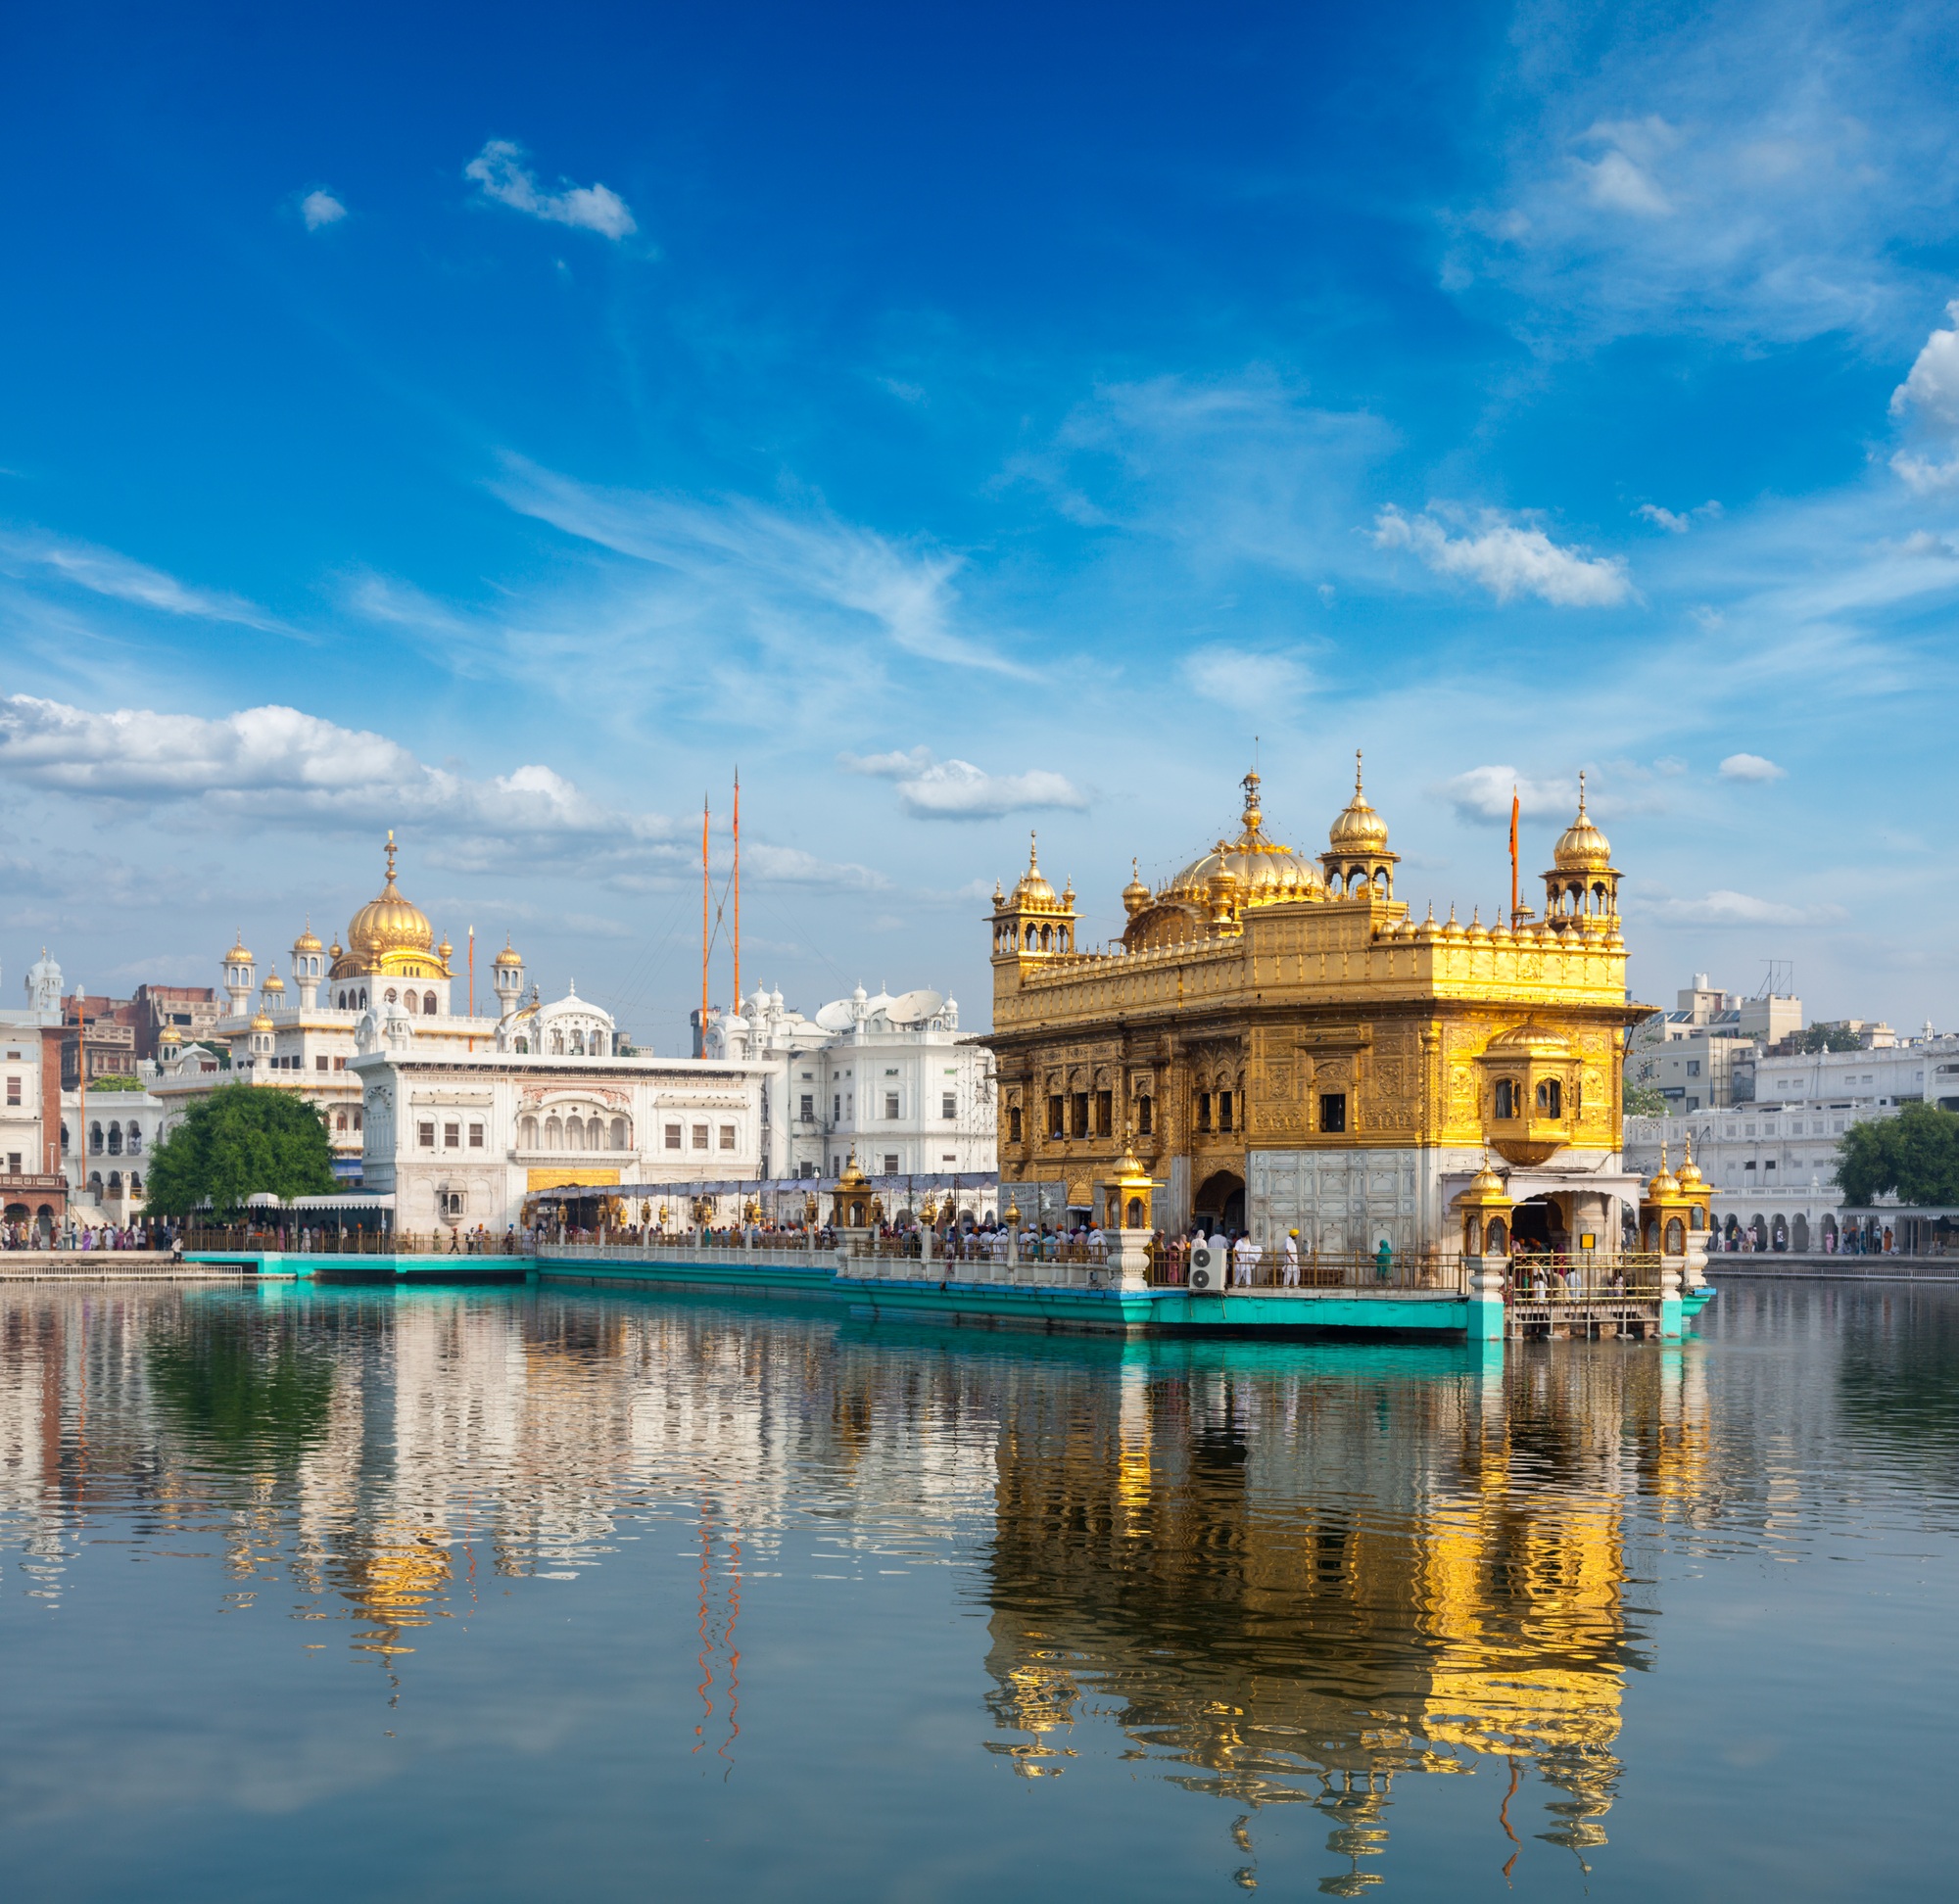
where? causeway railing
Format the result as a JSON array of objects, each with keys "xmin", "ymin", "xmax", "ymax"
[{"xmin": 182, "ymin": 1226, "xmax": 527, "ymax": 1258}]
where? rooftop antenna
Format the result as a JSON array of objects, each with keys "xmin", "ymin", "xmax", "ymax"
[{"xmin": 1754, "ymin": 959, "xmax": 1793, "ymax": 999}]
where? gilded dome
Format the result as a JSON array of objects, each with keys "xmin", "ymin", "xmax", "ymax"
[
  {"xmin": 346, "ymin": 833, "xmax": 435, "ymax": 961},
  {"xmin": 1163, "ymin": 772, "xmax": 1325, "ymax": 907},
  {"xmin": 493, "ymin": 938, "xmax": 524, "ymax": 970},
  {"xmin": 1483, "ymin": 1021, "xmax": 1578, "ymax": 1061},
  {"xmin": 1121, "ymin": 859, "xmax": 1151, "ymax": 917},
  {"xmin": 1553, "ymin": 773, "xmax": 1612, "ymax": 871},
  {"xmin": 1328, "ymin": 751, "xmax": 1391, "ymax": 853},
  {"xmin": 293, "ymin": 919, "xmax": 322, "ymax": 954},
  {"xmin": 262, "ymin": 969, "xmax": 285, "ymax": 997},
  {"xmin": 225, "ymin": 932, "xmax": 253, "ymax": 964},
  {"xmin": 1006, "ymin": 834, "xmax": 1063, "ymax": 911},
  {"xmin": 1676, "ymin": 1138, "xmax": 1706, "ymax": 1192},
  {"xmin": 249, "ymin": 1007, "xmax": 274, "ymax": 1034}
]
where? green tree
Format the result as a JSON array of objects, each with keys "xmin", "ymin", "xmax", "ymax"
[
  {"xmin": 143, "ymin": 1084, "xmax": 338, "ymax": 1215},
  {"xmin": 1790, "ymin": 1023, "xmax": 1864, "ymax": 1053},
  {"xmin": 1837, "ymin": 1102, "xmax": 1959, "ymax": 1206},
  {"xmin": 1623, "ymin": 1079, "xmax": 1668, "ymax": 1118}
]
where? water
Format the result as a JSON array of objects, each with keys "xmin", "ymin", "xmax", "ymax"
[{"xmin": 0, "ymin": 1280, "xmax": 1952, "ymax": 1900}]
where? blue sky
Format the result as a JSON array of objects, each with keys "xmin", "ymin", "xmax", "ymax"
[{"xmin": 4, "ymin": 0, "xmax": 1959, "ymax": 1046}]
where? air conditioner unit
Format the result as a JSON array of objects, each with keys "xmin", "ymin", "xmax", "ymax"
[{"xmin": 1188, "ymin": 1243, "xmax": 1224, "ymax": 1293}]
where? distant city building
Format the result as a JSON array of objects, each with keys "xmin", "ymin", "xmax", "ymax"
[
  {"xmin": 1626, "ymin": 1024, "xmax": 1959, "ymax": 1252},
  {"xmin": 701, "ymin": 984, "xmax": 995, "ymax": 1180},
  {"xmin": 0, "ymin": 950, "xmax": 68, "ymax": 1236},
  {"xmin": 354, "ymin": 985, "xmax": 767, "ymax": 1234},
  {"xmin": 1624, "ymin": 974, "xmax": 1802, "ymax": 1110},
  {"xmin": 61, "ymin": 1081, "xmax": 168, "ymax": 1219}
]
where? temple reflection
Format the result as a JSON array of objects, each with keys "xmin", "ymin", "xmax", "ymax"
[{"xmin": 980, "ymin": 1343, "xmax": 1708, "ymax": 1885}]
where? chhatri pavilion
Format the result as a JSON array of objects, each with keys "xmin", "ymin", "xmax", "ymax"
[{"xmin": 984, "ymin": 759, "xmax": 1653, "ymax": 1255}]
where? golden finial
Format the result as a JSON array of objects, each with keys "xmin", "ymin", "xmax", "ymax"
[
  {"xmin": 1577, "ymin": 768, "xmax": 1588, "ymax": 815},
  {"xmin": 1355, "ymin": 748, "xmax": 1364, "ymax": 794},
  {"xmin": 1027, "ymin": 830, "xmax": 1038, "ymax": 870},
  {"xmin": 384, "ymin": 830, "xmax": 398, "ymax": 885},
  {"xmin": 1241, "ymin": 768, "xmax": 1263, "ymax": 832}
]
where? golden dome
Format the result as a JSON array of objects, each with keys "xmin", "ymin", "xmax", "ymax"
[
  {"xmin": 328, "ymin": 940, "xmax": 344, "ymax": 961},
  {"xmin": 262, "ymin": 970, "xmax": 285, "ymax": 996},
  {"xmin": 1163, "ymin": 771, "xmax": 1324, "ymax": 907},
  {"xmin": 493, "ymin": 938, "xmax": 524, "ymax": 970},
  {"xmin": 249, "ymin": 1007, "xmax": 274, "ymax": 1034},
  {"xmin": 1553, "ymin": 772, "xmax": 1613, "ymax": 871},
  {"xmin": 1328, "ymin": 751, "xmax": 1391, "ymax": 853},
  {"xmin": 292, "ymin": 918, "xmax": 322, "ymax": 954},
  {"xmin": 225, "ymin": 931, "xmax": 253, "ymax": 964},
  {"xmin": 438, "ymin": 935, "xmax": 454, "ymax": 962},
  {"xmin": 1483, "ymin": 1021, "xmax": 1578, "ymax": 1061},
  {"xmin": 1648, "ymin": 1144, "xmax": 1680, "ymax": 1198},
  {"xmin": 346, "ymin": 833, "xmax": 435, "ymax": 962},
  {"xmin": 1121, "ymin": 859, "xmax": 1151, "ymax": 916},
  {"xmin": 1676, "ymin": 1137, "xmax": 1707, "ymax": 1192},
  {"xmin": 1456, "ymin": 1157, "xmax": 1512, "ymax": 1208},
  {"xmin": 1006, "ymin": 834, "xmax": 1063, "ymax": 911}
]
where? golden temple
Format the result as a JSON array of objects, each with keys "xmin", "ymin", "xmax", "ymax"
[{"xmin": 985, "ymin": 760, "xmax": 1651, "ymax": 1250}]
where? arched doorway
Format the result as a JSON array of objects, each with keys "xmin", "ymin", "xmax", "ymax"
[
  {"xmin": 1510, "ymin": 1197, "xmax": 1564, "ymax": 1256},
  {"xmin": 1193, "ymin": 1170, "xmax": 1245, "ymax": 1234}
]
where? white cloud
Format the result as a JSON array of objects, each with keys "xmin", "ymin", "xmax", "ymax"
[
  {"xmin": 1719, "ymin": 751, "xmax": 1787, "ymax": 782},
  {"xmin": 299, "ymin": 190, "xmax": 346, "ymax": 232},
  {"xmin": 1180, "ymin": 644, "xmax": 1311, "ymax": 712},
  {"xmin": 1890, "ymin": 300, "xmax": 1959, "ymax": 425},
  {"xmin": 1434, "ymin": 764, "xmax": 1576, "ymax": 826},
  {"xmin": 1645, "ymin": 888, "xmax": 1846, "ymax": 927},
  {"xmin": 464, "ymin": 140, "xmax": 637, "ymax": 240},
  {"xmin": 1637, "ymin": 500, "xmax": 1722, "ymax": 534},
  {"xmin": 1890, "ymin": 451, "xmax": 1959, "ymax": 493},
  {"xmin": 491, "ymin": 455, "xmax": 1025, "ymax": 676},
  {"xmin": 838, "ymin": 746, "xmax": 1087, "ymax": 820},
  {"xmin": 1579, "ymin": 143, "xmax": 1672, "ymax": 218},
  {"xmin": 0, "ymin": 692, "xmax": 882, "ymax": 890},
  {"xmin": 1372, "ymin": 505, "xmax": 1632, "ymax": 607},
  {"xmin": 0, "ymin": 528, "xmax": 284, "ymax": 631}
]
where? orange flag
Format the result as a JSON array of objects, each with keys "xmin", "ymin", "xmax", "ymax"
[{"xmin": 1508, "ymin": 787, "xmax": 1519, "ymax": 923}]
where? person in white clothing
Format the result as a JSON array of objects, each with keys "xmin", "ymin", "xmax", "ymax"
[
  {"xmin": 1282, "ymin": 1229, "xmax": 1301, "ymax": 1287},
  {"xmin": 1232, "ymin": 1233, "xmax": 1260, "ymax": 1286}
]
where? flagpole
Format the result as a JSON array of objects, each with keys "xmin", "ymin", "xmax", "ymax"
[
  {"xmin": 732, "ymin": 767, "xmax": 741, "ymax": 1014},
  {"xmin": 1508, "ymin": 787, "xmax": 1519, "ymax": 924},
  {"xmin": 700, "ymin": 794, "xmax": 711, "ymax": 1053}
]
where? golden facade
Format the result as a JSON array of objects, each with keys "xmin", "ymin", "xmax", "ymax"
[{"xmin": 985, "ymin": 762, "xmax": 1650, "ymax": 1247}]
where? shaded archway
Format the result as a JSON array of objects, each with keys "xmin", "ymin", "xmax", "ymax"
[
  {"xmin": 1193, "ymin": 1169, "xmax": 1245, "ymax": 1234},
  {"xmin": 1509, "ymin": 1197, "xmax": 1563, "ymax": 1255}
]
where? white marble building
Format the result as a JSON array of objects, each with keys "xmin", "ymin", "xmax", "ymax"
[
  {"xmin": 354, "ymin": 986, "xmax": 769, "ymax": 1234},
  {"xmin": 701, "ymin": 983, "xmax": 995, "ymax": 1181}
]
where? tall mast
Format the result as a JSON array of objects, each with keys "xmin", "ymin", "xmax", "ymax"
[
  {"xmin": 701, "ymin": 794, "xmax": 711, "ymax": 1045},
  {"xmin": 732, "ymin": 768, "xmax": 741, "ymax": 1014}
]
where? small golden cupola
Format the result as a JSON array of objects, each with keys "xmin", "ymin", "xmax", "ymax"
[
  {"xmin": 1321, "ymin": 750, "xmax": 1399, "ymax": 900},
  {"xmin": 1543, "ymin": 772, "xmax": 1620, "ymax": 931},
  {"xmin": 991, "ymin": 833, "xmax": 1078, "ymax": 961},
  {"xmin": 1121, "ymin": 859, "xmax": 1151, "ymax": 917},
  {"xmin": 334, "ymin": 832, "xmax": 450, "ymax": 980}
]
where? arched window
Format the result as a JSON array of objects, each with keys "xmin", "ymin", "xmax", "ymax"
[
  {"xmin": 88, "ymin": 1172, "xmax": 103, "ymax": 1193},
  {"xmin": 550, "ymin": 1031, "xmax": 564, "ymax": 1054},
  {"xmin": 567, "ymin": 1118, "xmax": 586, "ymax": 1152},
  {"xmin": 335, "ymin": 1112, "xmax": 348, "ymax": 1131},
  {"xmin": 1535, "ymin": 1078, "xmax": 1561, "ymax": 1117},
  {"xmin": 128, "ymin": 1172, "xmax": 141, "ymax": 1193},
  {"xmin": 107, "ymin": 1170, "xmax": 121, "ymax": 1191},
  {"xmin": 1137, "ymin": 1095, "xmax": 1153, "ymax": 1136},
  {"xmin": 519, "ymin": 1116, "xmax": 537, "ymax": 1149},
  {"xmin": 423, "ymin": 991, "xmax": 437, "ymax": 1015},
  {"xmin": 514, "ymin": 1038, "xmax": 528, "ymax": 1053},
  {"xmin": 404, "ymin": 990, "xmax": 418, "ymax": 1015},
  {"xmin": 1486, "ymin": 1215, "xmax": 1507, "ymax": 1255},
  {"xmin": 570, "ymin": 1028, "xmax": 586, "ymax": 1055},
  {"xmin": 359, "ymin": 989, "xmax": 367, "ymax": 1009},
  {"xmin": 609, "ymin": 1117, "xmax": 628, "ymax": 1150},
  {"xmin": 385, "ymin": 989, "xmax": 398, "ymax": 1005},
  {"xmin": 1664, "ymin": 1216, "xmax": 1685, "ymax": 1253},
  {"xmin": 60, "ymin": 1122, "xmax": 70, "ymax": 1153},
  {"xmin": 1494, "ymin": 1079, "xmax": 1517, "ymax": 1119},
  {"xmin": 90, "ymin": 1122, "xmax": 104, "ymax": 1155},
  {"xmin": 107, "ymin": 1124, "xmax": 121, "ymax": 1155},
  {"xmin": 591, "ymin": 1030, "xmax": 607, "ymax": 1056},
  {"xmin": 545, "ymin": 1116, "xmax": 563, "ymax": 1149},
  {"xmin": 127, "ymin": 1122, "xmax": 142, "ymax": 1153}
]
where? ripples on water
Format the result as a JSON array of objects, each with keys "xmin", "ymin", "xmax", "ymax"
[{"xmin": 0, "ymin": 1281, "xmax": 1953, "ymax": 1900}]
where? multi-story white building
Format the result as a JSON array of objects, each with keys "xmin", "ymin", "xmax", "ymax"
[
  {"xmin": 354, "ymin": 986, "xmax": 768, "ymax": 1234},
  {"xmin": 1625, "ymin": 1025, "xmax": 1959, "ymax": 1252},
  {"xmin": 701, "ymin": 983, "xmax": 995, "ymax": 1181},
  {"xmin": 0, "ymin": 950, "xmax": 67, "ymax": 1236},
  {"xmin": 152, "ymin": 834, "xmax": 537, "ymax": 1179},
  {"xmin": 1625, "ymin": 975, "xmax": 1804, "ymax": 1111}
]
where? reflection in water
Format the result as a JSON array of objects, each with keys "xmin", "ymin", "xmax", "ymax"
[
  {"xmin": 0, "ymin": 1283, "xmax": 1951, "ymax": 1895},
  {"xmin": 978, "ymin": 1345, "xmax": 1705, "ymax": 1887}
]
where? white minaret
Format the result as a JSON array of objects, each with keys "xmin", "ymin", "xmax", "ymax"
[
  {"xmin": 222, "ymin": 933, "xmax": 256, "ymax": 1018},
  {"xmin": 291, "ymin": 920, "xmax": 323, "ymax": 1009},
  {"xmin": 492, "ymin": 938, "xmax": 525, "ymax": 1021}
]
